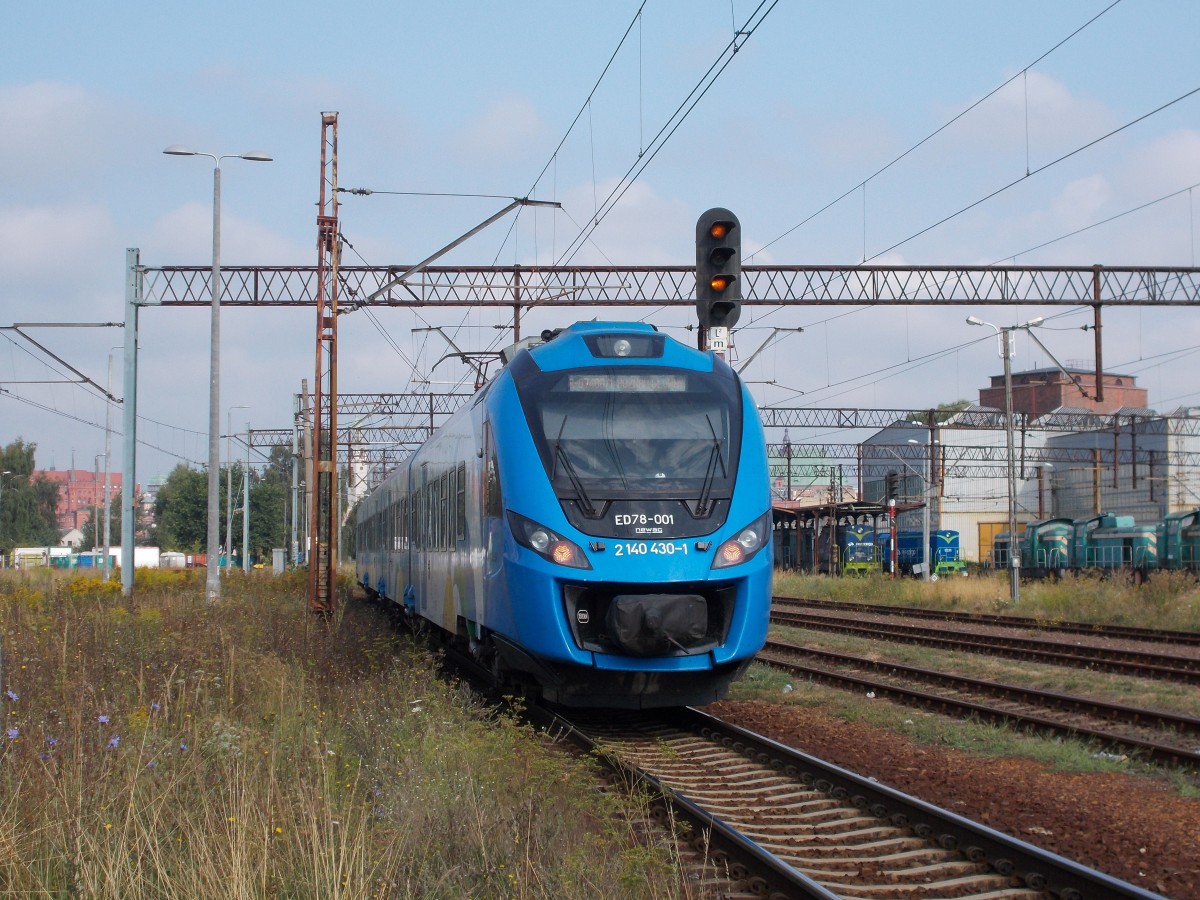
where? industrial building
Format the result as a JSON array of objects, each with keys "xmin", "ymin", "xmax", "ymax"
[{"xmin": 859, "ymin": 367, "xmax": 1200, "ymax": 565}]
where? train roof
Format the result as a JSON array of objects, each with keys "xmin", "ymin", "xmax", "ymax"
[{"xmin": 508, "ymin": 321, "xmax": 717, "ymax": 373}]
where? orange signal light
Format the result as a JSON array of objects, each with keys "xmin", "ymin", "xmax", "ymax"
[
  {"xmin": 551, "ymin": 543, "xmax": 575, "ymax": 566},
  {"xmin": 709, "ymin": 222, "xmax": 729, "ymax": 239},
  {"xmin": 710, "ymin": 275, "xmax": 730, "ymax": 292}
]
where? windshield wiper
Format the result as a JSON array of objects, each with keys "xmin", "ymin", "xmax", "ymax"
[
  {"xmin": 551, "ymin": 416, "xmax": 598, "ymax": 517},
  {"xmin": 695, "ymin": 415, "xmax": 724, "ymax": 517}
]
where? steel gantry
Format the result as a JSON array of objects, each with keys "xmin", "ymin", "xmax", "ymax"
[
  {"xmin": 138, "ymin": 263, "xmax": 1200, "ymax": 310},
  {"xmin": 122, "ymin": 252, "xmax": 1200, "ymax": 609}
]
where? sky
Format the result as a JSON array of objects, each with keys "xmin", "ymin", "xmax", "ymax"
[{"xmin": 3, "ymin": 0, "xmax": 1200, "ymax": 487}]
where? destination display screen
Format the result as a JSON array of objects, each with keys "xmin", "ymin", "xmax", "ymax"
[{"xmin": 567, "ymin": 373, "xmax": 687, "ymax": 393}]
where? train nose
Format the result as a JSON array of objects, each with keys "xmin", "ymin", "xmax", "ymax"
[{"xmin": 606, "ymin": 593, "xmax": 708, "ymax": 656}]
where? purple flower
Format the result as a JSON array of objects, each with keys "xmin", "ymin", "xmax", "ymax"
[
  {"xmin": 4, "ymin": 690, "xmax": 17, "ymax": 702},
  {"xmin": 38, "ymin": 752, "xmax": 50, "ymax": 761},
  {"xmin": 97, "ymin": 715, "xmax": 109, "ymax": 725},
  {"xmin": 179, "ymin": 742, "xmax": 188, "ymax": 751},
  {"xmin": 150, "ymin": 703, "xmax": 161, "ymax": 712},
  {"xmin": 108, "ymin": 735, "xmax": 120, "ymax": 749},
  {"xmin": 146, "ymin": 760, "xmax": 157, "ymax": 769},
  {"xmin": 46, "ymin": 737, "xmax": 58, "ymax": 747},
  {"xmin": 5, "ymin": 727, "xmax": 18, "ymax": 740}
]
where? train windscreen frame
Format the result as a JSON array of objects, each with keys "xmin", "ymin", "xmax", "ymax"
[{"xmin": 515, "ymin": 365, "xmax": 744, "ymax": 504}]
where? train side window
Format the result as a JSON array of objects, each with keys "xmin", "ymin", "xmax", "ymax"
[
  {"xmin": 456, "ymin": 462, "xmax": 467, "ymax": 541},
  {"xmin": 447, "ymin": 467, "xmax": 457, "ymax": 547},
  {"xmin": 484, "ymin": 421, "xmax": 502, "ymax": 518},
  {"xmin": 414, "ymin": 489, "xmax": 424, "ymax": 550},
  {"xmin": 428, "ymin": 480, "xmax": 436, "ymax": 549},
  {"xmin": 440, "ymin": 472, "xmax": 451, "ymax": 549}
]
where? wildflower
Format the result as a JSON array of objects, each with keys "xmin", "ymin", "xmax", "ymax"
[
  {"xmin": 46, "ymin": 737, "xmax": 58, "ymax": 747},
  {"xmin": 108, "ymin": 736, "xmax": 120, "ymax": 749},
  {"xmin": 97, "ymin": 715, "xmax": 109, "ymax": 725},
  {"xmin": 146, "ymin": 760, "xmax": 157, "ymax": 769},
  {"xmin": 6, "ymin": 727, "xmax": 18, "ymax": 740},
  {"xmin": 150, "ymin": 703, "xmax": 161, "ymax": 712},
  {"xmin": 38, "ymin": 753, "xmax": 49, "ymax": 761},
  {"xmin": 4, "ymin": 690, "xmax": 17, "ymax": 702},
  {"xmin": 179, "ymin": 743, "xmax": 188, "ymax": 751}
]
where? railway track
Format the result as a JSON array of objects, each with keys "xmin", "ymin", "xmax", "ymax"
[
  {"xmin": 770, "ymin": 606, "xmax": 1200, "ymax": 684},
  {"xmin": 758, "ymin": 638, "xmax": 1200, "ymax": 769},
  {"xmin": 530, "ymin": 704, "xmax": 1162, "ymax": 899},
  {"xmin": 774, "ymin": 596, "xmax": 1200, "ymax": 647}
]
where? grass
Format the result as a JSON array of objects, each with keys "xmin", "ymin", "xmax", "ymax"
[
  {"xmin": 730, "ymin": 661, "xmax": 1166, "ymax": 779},
  {"xmin": 757, "ymin": 571, "xmax": 1200, "ymax": 795},
  {"xmin": 0, "ymin": 568, "xmax": 685, "ymax": 899},
  {"xmin": 773, "ymin": 569, "xmax": 1200, "ymax": 632}
]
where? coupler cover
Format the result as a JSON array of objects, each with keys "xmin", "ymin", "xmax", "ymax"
[{"xmin": 607, "ymin": 593, "xmax": 708, "ymax": 656}]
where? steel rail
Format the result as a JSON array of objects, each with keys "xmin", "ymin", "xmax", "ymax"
[
  {"xmin": 771, "ymin": 609, "xmax": 1200, "ymax": 683},
  {"xmin": 759, "ymin": 639, "xmax": 1200, "ymax": 769},
  {"xmin": 561, "ymin": 705, "xmax": 1164, "ymax": 899},
  {"xmin": 773, "ymin": 596, "xmax": 1200, "ymax": 647}
]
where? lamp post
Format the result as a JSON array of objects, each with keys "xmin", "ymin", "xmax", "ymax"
[
  {"xmin": 242, "ymin": 417, "xmax": 251, "ymax": 573},
  {"xmin": 967, "ymin": 315, "xmax": 1044, "ymax": 604},
  {"xmin": 164, "ymin": 145, "xmax": 271, "ymax": 602}
]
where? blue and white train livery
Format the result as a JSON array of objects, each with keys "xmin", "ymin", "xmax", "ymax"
[{"xmin": 354, "ymin": 321, "xmax": 773, "ymax": 708}]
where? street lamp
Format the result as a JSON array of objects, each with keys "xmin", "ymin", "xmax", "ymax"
[
  {"xmin": 967, "ymin": 315, "xmax": 1044, "ymax": 604},
  {"xmin": 164, "ymin": 145, "xmax": 271, "ymax": 603},
  {"xmin": 242, "ymin": 416, "xmax": 251, "ymax": 574}
]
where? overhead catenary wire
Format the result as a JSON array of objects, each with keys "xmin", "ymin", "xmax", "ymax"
[
  {"xmin": 751, "ymin": 0, "xmax": 1126, "ymax": 262},
  {"xmin": 553, "ymin": 0, "xmax": 780, "ymax": 266},
  {"xmin": 866, "ymin": 83, "xmax": 1200, "ymax": 262}
]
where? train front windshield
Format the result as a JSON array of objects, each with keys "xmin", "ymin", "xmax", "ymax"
[{"xmin": 518, "ymin": 367, "xmax": 743, "ymax": 501}]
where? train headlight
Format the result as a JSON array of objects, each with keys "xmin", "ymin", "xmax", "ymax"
[
  {"xmin": 712, "ymin": 512, "xmax": 771, "ymax": 569},
  {"xmin": 508, "ymin": 511, "xmax": 592, "ymax": 570}
]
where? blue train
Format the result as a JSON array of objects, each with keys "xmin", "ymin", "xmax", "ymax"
[
  {"xmin": 993, "ymin": 508, "xmax": 1200, "ymax": 580},
  {"xmin": 876, "ymin": 529, "xmax": 967, "ymax": 578},
  {"xmin": 354, "ymin": 322, "xmax": 773, "ymax": 708}
]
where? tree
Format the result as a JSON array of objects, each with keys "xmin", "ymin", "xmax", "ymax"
[
  {"xmin": 905, "ymin": 400, "xmax": 973, "ymax": 425},
  {"xmin": 0, "ymin": 439, "xmax": 61, "ymax": 549},
  {"xmin": 79, "ymin": 489, "xmax": 152, "ymax": 548},
  {"xmin": 154, "ymin": 465, "xmax": 208, "ymax": 553},
  {"xmin": 247, "ymin": 444, "xmax": 292, "ymax": 564}
]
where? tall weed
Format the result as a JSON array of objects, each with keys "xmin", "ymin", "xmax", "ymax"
[{"xmin": 0, "ymin": 570, "xmax": 682, "ymax": 899}]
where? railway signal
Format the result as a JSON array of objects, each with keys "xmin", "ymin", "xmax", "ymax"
[{"xmin": 695, "ymin": 208, "xmax": 742, "ymax": 328}]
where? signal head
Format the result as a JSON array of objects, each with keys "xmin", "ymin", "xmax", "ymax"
[{"xmin": 695, "ymin": 207, "xmax": 742, "ymax": 329}]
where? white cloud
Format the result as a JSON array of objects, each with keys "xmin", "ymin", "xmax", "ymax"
[{"xmin": 455, "ymin": 96, "xmax": 549, "ymax": 163}]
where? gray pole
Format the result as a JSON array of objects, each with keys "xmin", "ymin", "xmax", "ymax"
[
  {"xmin": 921, "ymin": 474, "xmax": 931, "ymax": 581},
  {"xmin": 103, "ymin": 353, "xmax": 113, "ymax": 581},
  {"xmin": 291, "ymin": 395, "xmax": 300, "ymax": 566},
  {"xmin": 122, "ymin": 249, "xmax": 140, "ymax": 598},
  {"xmin": 242, "ymin": 421, "xmax": 250, "ymax": 572},
  {"xmin": 226, "ymin": 407, "xmax": 233, "ymax": 573},
  {"xmin": 164, "ymin": 146, "xmax": 271, "ymax": 599},
  {"xmin": 1003, "ymin": 329, "xmax": 1020, "ymax": 604},
  {"xmin": 206, "ymin": 162, "xmax": 222, "ymax": 603}
]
